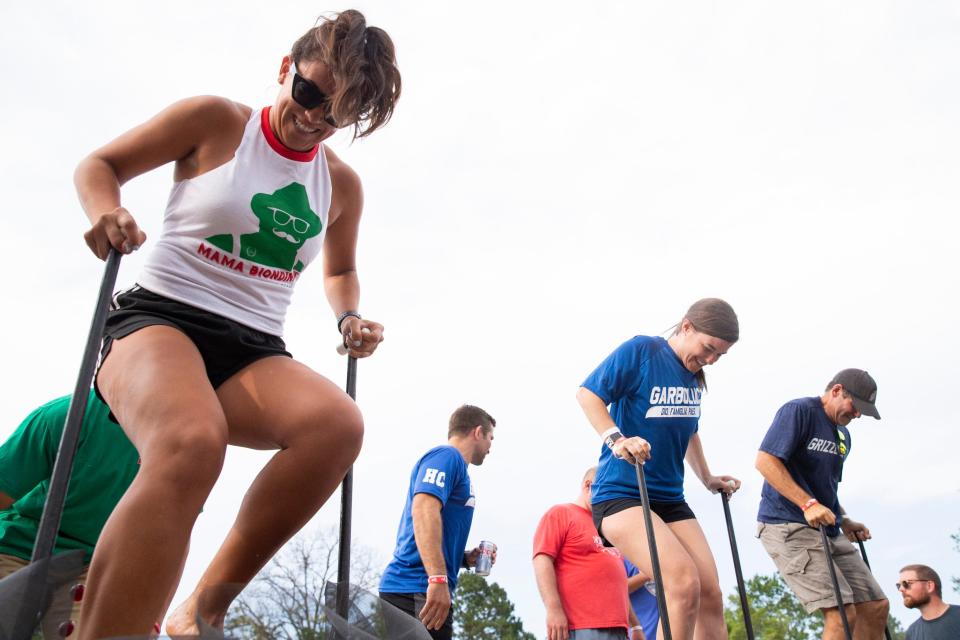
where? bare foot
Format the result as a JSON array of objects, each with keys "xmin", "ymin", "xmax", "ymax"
[
  {"xmin": 164, "ymin": 595, "xmax": 201, "ymax": 636},
  {"xmin": 165, "ymin": 587, "xmax": 235, "ymax": 637}
]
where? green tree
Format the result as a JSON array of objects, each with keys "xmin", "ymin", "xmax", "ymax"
[
  {"xmin": 452, "ymin": 572, "xmax": 536, "ymax": 640},
  {"xmin": 725, "ymin": 573, "xmax": 906, "ymax": 640},
  {"xmin": 888, "ymin": 615, "xmax": 906, "ymax": 640},
  {"xmin": 724, "ymin": 573, "xmax": 823, "ymax": 640}
]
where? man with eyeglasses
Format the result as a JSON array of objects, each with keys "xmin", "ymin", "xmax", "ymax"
[
  {"xmin": 898, "ymin": 564, "xmax": 960, "ymax": 639},
  {"xmin": 754, "ymin": 369, "xmax": 889, "ymax": 640}
]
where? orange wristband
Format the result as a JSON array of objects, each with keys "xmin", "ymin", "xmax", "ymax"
[
  {"xmin": 428, "ymin": 575, "xmax": 448, "ymax": 584},
  {"xmin": 801, "ymin": 498, "xmax": 818, "ymax": 511}
]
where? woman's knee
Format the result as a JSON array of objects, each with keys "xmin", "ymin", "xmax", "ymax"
[
  {"xmin": 698, "ymin": 575, "xmax": 724, "ymax": 611},
  {"xmin": 664, "ymin": 562, "xmax": 701, "ymax": 612},
  {"xmin": 292, "ymin": 396, "xmax": 364, "ymax": 457},
  {"xmin": 141, "ymin": 422, "xmax": 228, "ymax": 488}
]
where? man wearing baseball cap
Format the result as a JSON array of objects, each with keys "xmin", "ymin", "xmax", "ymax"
[{"xmin": 755, "ymin": 369, "xmax": 890, "ymax": 640}]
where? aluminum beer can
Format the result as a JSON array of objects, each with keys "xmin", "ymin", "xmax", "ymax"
[{"xmin": 474, "ymin": 540, "xmax": 496, "ymax": 576}]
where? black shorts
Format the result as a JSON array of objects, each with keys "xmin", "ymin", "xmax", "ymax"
[
  {"xmin": 378, "ymin": 592, "xmax": 452, "ymax": 640},
  {"xmin": 98, "ymin": 285, "xmax": 292, "ymax": 394},
  {"xmin": 592, "ymin": 498, "xmax": 697, "ymax": 546}
]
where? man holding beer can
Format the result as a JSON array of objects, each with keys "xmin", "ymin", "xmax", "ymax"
[{"xmin": 379, "ymin": 405, "xmax": 498, "ymax": 640}]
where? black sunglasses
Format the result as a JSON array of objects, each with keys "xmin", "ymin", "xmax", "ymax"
[
  {"xmin": 895, "ymin": 579, "xmax": 931, "ymax": 590},
  {"xmin": 290, "ymin": 63, "xmax": 339, "ymax": 128}
]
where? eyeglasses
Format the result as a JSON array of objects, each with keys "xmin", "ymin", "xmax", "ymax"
[
  {"xmin": 290, "ymin": 62, "xmax": 339, "ymax": 128},
  {"xmin": 895, "ymin": 579, "xmax": 931, "ymax": 590},
  {"xmin": 268, "ymin": 207, "xmax": 309, "ymax": 234}
]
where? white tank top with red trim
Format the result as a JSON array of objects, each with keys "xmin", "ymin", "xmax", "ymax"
[{"xmin": 138, "ymin": 106, "xmax": 331, "ymax": 336}]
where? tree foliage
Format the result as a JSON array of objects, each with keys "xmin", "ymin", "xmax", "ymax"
[
  {"xmin": 725, "ymin": 573, "xmax": 906, "ymax": 640},
  {"xmin": 224, "ymin": 527, "xmax": 382, "ymax": 640},
  {"xmin": 952, "ymin": 528, "xmax": 960, "ymax": 594},
  {"xmin": 451, "ymin": 572, "xmax": 536, "ymax": 640},
  {"xmin": 724, "ymin": 573, "xmax": 823, "ymax": 640}
]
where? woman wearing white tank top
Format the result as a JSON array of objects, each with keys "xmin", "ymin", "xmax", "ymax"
[{"xmin": 73, "ymin": 10, "xmax": 401, "ymax": 638}]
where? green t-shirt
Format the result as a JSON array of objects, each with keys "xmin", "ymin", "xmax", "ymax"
[{"xmin": 0, "ymin": 391, "xmax": 139, "ymax": 564}]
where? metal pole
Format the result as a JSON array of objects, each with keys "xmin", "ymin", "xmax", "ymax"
[
  {"xmin": 335, "ymin": 356, "xmax": 358, "ymax": 624},
  {"xmin": 856, "ymin": 539, "xmax": 893, "ymax": 640},
  {"xmin": 32, "ymin": 249, "xmax": 121, "ymax": 562},
  {"xmin": 819, "ymin": 525, "xmax": 853, "ymax": 640},
  {"xmin": 721, "ymin": 492, "xmax": 754, "ymax": 640},
  {"xmin": 632, "ymin": 462, "xmax": 672, "ymax": 640},
  {"xmin": 10, "ymin": 250, "xmax": 121, "ymax": 638}
]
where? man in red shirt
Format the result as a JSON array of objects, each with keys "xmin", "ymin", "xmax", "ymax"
[{"xmin": 533, "ymin": 467, "xmax": 643, "ymax": 640}]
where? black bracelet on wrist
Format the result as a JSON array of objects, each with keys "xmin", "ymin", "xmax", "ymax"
[
  {"xmin": 604, "ymin": 431, "xmax": 624, "ymax": 451},
  {"xmin": 337, "ymin": 310, "xmax": 361, "ymax": 334}
]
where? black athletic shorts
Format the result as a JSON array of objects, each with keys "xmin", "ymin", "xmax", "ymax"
[
  {"xmin": 592, "ymin": 498, "xmax": 697, "ymax": 546},
  {"xmin": 97, "ymin": 285, "xmax": 292, "ymax": 398},
  {"xmin": 378, "ymin": 592, "xmax": 453, "ymax": 640}
]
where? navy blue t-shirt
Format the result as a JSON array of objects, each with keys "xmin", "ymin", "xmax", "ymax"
[
  {"xmin": 380, "ymin": 445, "xmax": 475, "ymax": 593},
  {"xmin": 582, "ymin": 336, "xmax": 701, "ymax": 503},
  {"xmin": 757, "ymin": 397, "xmax": 851, "ymax": 536}
]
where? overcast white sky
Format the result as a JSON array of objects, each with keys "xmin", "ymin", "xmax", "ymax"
[{"xmin": 2, "ymin": 0, "xmax": 958, "ymax": 636}]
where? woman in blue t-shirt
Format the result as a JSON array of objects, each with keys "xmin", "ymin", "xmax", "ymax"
[{"xmin": 577, "ymin": 298, "xmax": 741, "ymax": 640}]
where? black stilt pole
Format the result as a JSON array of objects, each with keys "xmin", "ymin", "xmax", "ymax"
[
  {"xmin": 820, "ymin": 525, "xmax": 853, "ymax": 640},
  {"xmin": 721, "ymin": 492, "xmax": 754, "ymax": 640},
  {"xmin": 335, "ymin": 356, "xmax": 358, "ymax": 625},
  {"xmin": 15, "ymin": 249, "xmax": 121, "ymax": 637},
  {"xmin": 856, "ymin": 539, "xmax": 893, "ymax": 640},
  {"xmin": 633, "ymin": 462, "xmax": 672, "ymax": 640}
]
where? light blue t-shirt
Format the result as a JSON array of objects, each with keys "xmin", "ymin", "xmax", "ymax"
[
  {"xmin": 582, "ymin": 336, "xmax": 701, "ymax": 503},
  {"xmin": 624, "ymin": 558, "xmax": 659, "ymax": 640},
  {"xmin": 380, "ymin": 445, "xmax": 475, "ymax": 593}
]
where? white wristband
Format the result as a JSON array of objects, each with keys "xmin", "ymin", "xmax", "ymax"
[{"xmin": 600, "ymin": 426, "xmax": 622, "ymax": 440}]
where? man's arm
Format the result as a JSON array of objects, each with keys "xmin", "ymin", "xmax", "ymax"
[
  {"xmin": 533, "ymin": 553, "xmax": 569, "ymax": 640},
  {"xmin": 626, "ymin": 571, "xmax": 650, "ymax": 594},
  {"xmin": 836, "ymin": 505, "xmax": 871, "ymax": 542},
  {"xmin": 755, "ymin": 451, "xmax": 835, "ymax": 527},
  {"xmin": 628, "ymin": 606, "xmax": 644, "ymax": 639},
  {"xmin": 0, "ymin": 491, "xmax": 14, "ymax": 511},
  {"xmin": 411, "ymin": 493, "xmax": 449, "ymax": 631}
]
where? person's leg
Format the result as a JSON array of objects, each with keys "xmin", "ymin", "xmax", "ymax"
[
  {"xmin": 822, "ymin": 605, "xmax": 858, "ymax": 640},
  {"xmin": 851, "ymin": 599, "xmax": 888, "ymax": 640},
  {"xmin": 666, "ymin": 519, "xmax": 726, "ymax": 640},
  {"xmin": 602, "ymin": 506, "xmax": 699, "ymax": 640},
  {"xmin": 78, "ymin": 326, "xmax": 229, "ymax": 640},
  {"xmin": 166, "ymin": 355, "xmax": 362, "ymax": 632},
  {"xmin": 758, "ymin": 523, "xmax": 858, "ymax": 640},
  {"xmin": 827, "ymin": 535, "xmax": 889, "ymax": 640}
]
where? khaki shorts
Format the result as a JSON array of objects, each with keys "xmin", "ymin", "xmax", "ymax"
[
  {"xmin": 757, "ymin": 522, "xmax": 887, "ymax": 613},
  {"xmin": 0, "ymin": 553, "xmax": 87, "ymax": 638}
]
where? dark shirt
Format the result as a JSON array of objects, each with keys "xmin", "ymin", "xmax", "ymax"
[
  {"xmin": 905, "ymin": 604, "xmax": 960, "ymax": 640},
  {"xmin": 757, "ymin": 397, "xmax": 850, "ymax": 536}
]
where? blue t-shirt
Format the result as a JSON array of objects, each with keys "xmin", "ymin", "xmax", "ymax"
[
  {"xmin": 624, "ymin": 558, "xmax": 659, "ymax": 640},
  {"xmin": 582, "ymin": 336, "xmax": 701, "ymax": 503},
  {"xmin": 380, "ymin": 445, "xmax": 475, "ymax": 594},
  {"xmin": 757, "ymin": 397, "xmax": 851, "ymax": 537}
]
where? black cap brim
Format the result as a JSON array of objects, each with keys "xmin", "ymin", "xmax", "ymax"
[{"xmin": 851, "ymin": 396, "xmax": 881, "ymax": 420}]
